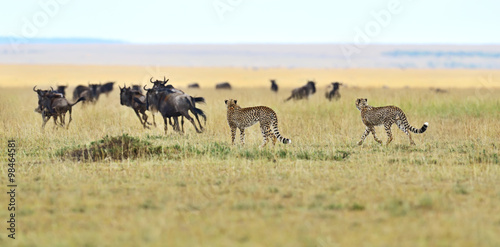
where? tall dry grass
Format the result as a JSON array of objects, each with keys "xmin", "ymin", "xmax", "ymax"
[{"xmin": 0, "ymin": 81, "xmax": 499, "ymax": 246}]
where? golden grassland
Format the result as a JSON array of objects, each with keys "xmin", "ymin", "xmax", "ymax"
[
  {"xmin": 1, "ymin": 64, "xmax": 500, "ymax": 89},
  {"xmin": 0, "ymin": 65, "xmax": 499, "ymax": 247}
]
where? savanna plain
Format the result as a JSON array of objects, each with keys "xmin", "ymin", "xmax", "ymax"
[{"xmin": 0, "ymin": 65, "xmax": 499, "ymax": 247}]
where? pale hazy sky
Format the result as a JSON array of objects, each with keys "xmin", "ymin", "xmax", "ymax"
[{"xmin": 1, "ymin": 0, "xmax": 499, "ymax": 44}]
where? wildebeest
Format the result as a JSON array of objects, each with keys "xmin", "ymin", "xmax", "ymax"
[
  {"xmin": 56, "ymin": 85, "xmax": 68, "ymax": 96},
  {"xmin": 145, "ymin": 77, "xmax": 186, "ymax": 128},
  {"xmin": 131, "ymin": 85, "xmax": 142, "ymax": 94},
  {"xmin": 73, "ymin": 84, "xmax": 101, "ymax": 103},
  {"xmin": 325, "ymin": 82, "xmax": 342, "ymax": 101},
  {"xmin": 119, "ymin": 85, "xmax": 150, "ymax": 129},
  {"xmin": 270, "ymin": 79, "xmax": 278, "ymax": 93},
  {"xmin": 144, "ymin": 85, "xmax": 206, "ymax": 134},
  {"xmin": 99, "ymin": 82, "xmax": 115, "ymax": 97},
  {"xmin": 34, "ymin": 86, "xmax": 85, "ymax": 129},
  {"xmin": 188, "ymin": 83, "xmax": 200, "ymax": 89},
  {"xmin": 285, "ymin": 81, "xmax": 316, "ymax": 101},
  {"xmin": 150, "ymin": 77, "xmax": 169, "ymax": 88},
  {"xmin": 216, "ymin": 82, "xmax": 231, "ymax": 90}
]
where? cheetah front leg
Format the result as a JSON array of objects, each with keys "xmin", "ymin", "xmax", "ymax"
[
  {"xmin": 239, "ymin": 128, "xmax": 246, "ymax": 145},
  {"xmin": 358, "ymin": 127, "xmax": 371, "ymax": 145},
  {"xmin": 384, "ymin": 123, "xmax": 393, "ymax": 145},
  {"xmin": 370, "ymin": 127, "xmax": 383, "ymax": 144},
  {"xmin": 230, "ymin": 127, "xmax": 237, "ymax": 145}
]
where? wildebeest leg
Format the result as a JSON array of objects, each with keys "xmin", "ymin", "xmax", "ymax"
[
  {"xmin": 152, "ymin": 113, "xmax": 156, "ymax": 127},
  {"xmin": 41, "ymin": 114, "xmax": 50, "ymax": 130},
  {"xmin": 163, "ymin": 117, "xmax": 169, "ymax": 134},
  {"xmin": 133, "ymin": 109, "xmax": 146, "ymax": 128},
  {"xmin": 59, "ymin": 113, "xmax": 66, "ymax": 127},
  {"xmin": 181, "ymin": 116, "xmax": 185, "ymax": 133},
  {"xmin": 183, "ymin": 113, "xmax": 202, "ymax": 133},
  {"xmin": 67, "ymin": 108, "xmax": 73, "ymax": 129},
  {"xmin": 52, "ymin": 115, "xmax": 58, "ymax": 129},
  {"xmin": 140, "ymin": 110, "xmax": 151, "ymax": 128},
  {"xmin": 193, "ymin": 113, "xmax": 203, "ymax": 131}
]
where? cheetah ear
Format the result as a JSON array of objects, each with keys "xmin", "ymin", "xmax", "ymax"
[
  {"xmin": 224, "ymin": 100, "xmax": 228, "ymax": 105},
  {"xmin": 364, "ymin": 98, "xmax": 368, "ymax": 102}
]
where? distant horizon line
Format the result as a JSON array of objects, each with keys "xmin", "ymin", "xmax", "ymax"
[{"xmin": 0, "ymin": 36, "xmax": 499, "ymax": 46}]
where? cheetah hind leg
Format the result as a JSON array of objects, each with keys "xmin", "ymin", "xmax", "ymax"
[
  {"xmin": 260, "ymin": 124, "xmax": 270, "ymax": 147},
  {"xmin": 266, "ymin": 125, "xmax": 277, "ymax": 146},
  {"xmin": 396, "ymin": 122, "xmax": 416, "ymax": 145},
  {"xmin": 384, "ymin": 123, "xmax": 393, "ymax": 145}
]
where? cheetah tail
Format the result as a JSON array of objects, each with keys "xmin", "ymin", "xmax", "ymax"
[
  {"xmin": 409, "ymin": 122, "xmax": 429, "ymax": 134},
  {"xmin": 271, "ymin": 122, "xmax": 292, "ymax": 144}
]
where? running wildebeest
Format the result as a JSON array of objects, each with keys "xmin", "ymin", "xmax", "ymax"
[
  {"xmin": 34, "ymin": 86, "xmax": 62, "ymax": 114},
  {"xmin": 216, "ymin": 82, "xmax": 231, "ymax": 90},
  {"xmin": 285, "ymin": 81, "xmax": 316, "ymax": 101},
  {"xmin": 144, "ymin": 85, "xmax": 206, "ymax": 134},
  {"xmin": 270, "ymin": 79, "xmax": 278, "ymax": 93},
  {"xmin": 150, "ymin": 77, "xmax": 170, "ymax": 89},
  {"xmin": 131, "ymin": 85, "xmax": 142, "ymax": 94},
  {"xmin": 73, "ymin": 83, "xmax": 101, "ymax": 104},
  {"xmin": 119, "ymin": 85, "xmax": 151, "ymax": 129},
  {"xmin": 34, "ymin": 86, "xmax": 85, "ymax": 129},
  {"xmin": 188, "ymin": 83, "xmax": 200, "ymax": 89},
  {"xmin": 100, "ymin": 82, "xmax": 115, "ymax": 97},
  {"xmin": 325, "ymin": 82, "xmax": 342, "ymax": 101},
  {"xmin": 56, "ymin": 85, "xmax": 68, "ymax": 97},
  {"xmin": 145, "ymin": 77, "xmax": 187, "ymax": 128}
]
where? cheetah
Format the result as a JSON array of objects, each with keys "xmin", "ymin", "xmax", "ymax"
[
  {"xmin": 225, "ymin": 99, "xmax": 291, "ymax": 147},
  {"xmin": 355, "ymin": 98, "xmax": 428, "ymax": 145}
]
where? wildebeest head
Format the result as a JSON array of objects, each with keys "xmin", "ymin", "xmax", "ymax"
[
  {"xmin": 150, "ymin": 77, "xmax": 170, "ymax": 89},
  {"xmin": 307, "ymin": 81, "xmax": 316, "ymax": 94},
  {"xmin": 88, "ymin": 83, "xmax": 101, "ymax": 101},
  {"xmin": 331, "ymin": 82, "xmax": 342, "ymax": 90},
  {"xmin": 56, "ymin": 85, "xmax": 67, "ymax": 96},
  {"xmin": 100, "ymin": 82, "xmax": 115, "ymax": 95},
  {"xmin": 119, "ymin": 85, "xmax": 130, "ymax": 106},
  {"xmin": 270, "ymin": 79, "xmax": 278, "ymax": 92}
]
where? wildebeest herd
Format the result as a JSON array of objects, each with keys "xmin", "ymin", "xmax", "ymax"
[{"xmin": 33, "ymin": 78, "xmax": 343, "ymax": 133}]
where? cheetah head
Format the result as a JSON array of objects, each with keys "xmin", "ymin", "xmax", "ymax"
[
  {"xmin": 355, "ymin": 98, "xmax": 368, "ymax": 110},
  {"xmin": 225, "ymin": 99, "xmax": 238, "ymax": 108}
]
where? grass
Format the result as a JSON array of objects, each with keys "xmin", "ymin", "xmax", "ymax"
[{"xmin": 0, "ymin": 70, "xmax": 499, "ymax": 247}]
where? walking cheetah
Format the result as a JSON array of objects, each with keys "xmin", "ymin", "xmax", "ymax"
[
  {"xmin": 355, "ymin": 98, "xmax": 428, "ymax": 145},
  {"xmin": 225, "ymin": 99, "xmax": 291, "ymax": 147}
]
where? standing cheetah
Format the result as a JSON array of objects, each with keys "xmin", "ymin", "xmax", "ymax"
[
  {"xmin": 355, "ymin": 98, "xmax": 428, "ymax": 145},
  {"xmin": 225, "ymin": 99, "xmax": 291, "ymax": 147}
]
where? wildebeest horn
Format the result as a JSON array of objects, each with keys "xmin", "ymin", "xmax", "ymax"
[
  {"xmin": 33, "ymin": 85, "xmax": 37, "ymax": 92},
  {"xmin": 143, "ymin": 84, "xmax": 149, "ymax": 90},
  {"xmin": 50, "ymin": 86, "xmax": 54, "ymax": 91},
  {"xmin": 150, "ymin": 77, "xmax": 154, "ymax": 83}
]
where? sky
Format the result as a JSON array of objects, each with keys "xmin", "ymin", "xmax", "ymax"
[{"xmin": 1, "ymin": 0, "xmax": 499, "ymax": 44}]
